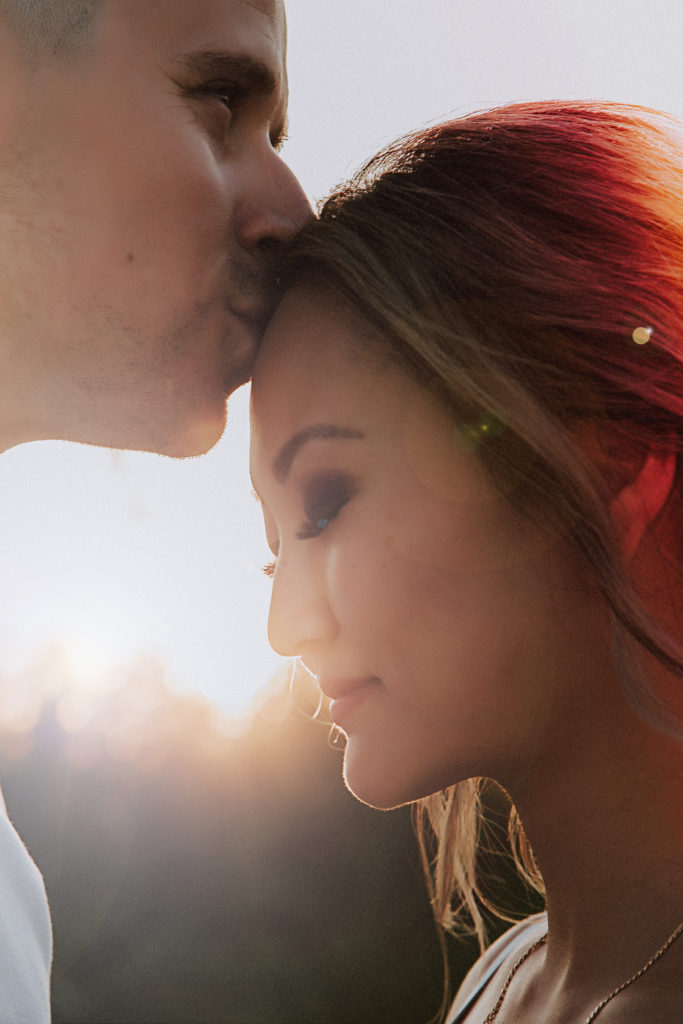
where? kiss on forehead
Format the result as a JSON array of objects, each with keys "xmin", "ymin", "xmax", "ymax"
[{"xmin": 0, "ymin": 0, "xmax": 310, "ymax": 459}]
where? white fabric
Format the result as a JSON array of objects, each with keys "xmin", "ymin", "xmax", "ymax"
[
  {"xmin": 0, "ymin": 789, "xmax": 52, "ymax": 1023},
  {"xmin": 446, "ymin": 913, "xmax": 547, "ymax": 1022}
]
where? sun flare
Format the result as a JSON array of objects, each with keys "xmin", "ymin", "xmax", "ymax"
[{"xmin": 57, "ymin": 636, "xmax": 120, "ymax": 693}]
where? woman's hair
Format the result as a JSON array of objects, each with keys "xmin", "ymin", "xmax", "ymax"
[{"xmin": 277, "ymin": 101, "xmax": 683, "ymax": 949}]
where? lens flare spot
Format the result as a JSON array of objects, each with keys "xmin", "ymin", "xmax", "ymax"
[
  {"xmin": 632, "ymin": 326, "xmax": 653, "ymax": 345},
  {"xmin": 456, "ymin": 413, "xmax": 506, "ymax": 452}
]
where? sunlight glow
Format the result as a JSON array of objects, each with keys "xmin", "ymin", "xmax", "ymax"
[{"xmin": 59, "ymin": 637, "xmax": 118, "ymax": 693}]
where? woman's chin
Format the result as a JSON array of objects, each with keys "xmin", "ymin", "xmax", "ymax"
[{"xmin": 342, "ymin": 747, "xmax": 447, "ymax": 811}]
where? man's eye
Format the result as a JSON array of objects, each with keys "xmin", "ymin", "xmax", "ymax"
[
  {"xmin": 297, "ymin": 473, "xmax": 357, "ymax": 541},
  {"xmin": 208, "ymin": 87, "xmax": 235, "ymax": 109},
  {"xmin": 191, "ymin": 82, "xmax": 243, "ymax": 111}
]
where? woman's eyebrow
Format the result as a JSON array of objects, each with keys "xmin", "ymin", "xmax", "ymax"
[{"xmin": 273, "ymin": 424, "xmax": 365, "ymax": 483}]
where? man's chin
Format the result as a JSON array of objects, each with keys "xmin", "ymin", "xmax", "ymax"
[
  {"xmin": 116, "ymin": 400, "xmax": 229, "ymax": 459},
  {"xmin": 164, "ymin": 405, "xmax": 229, "ymax": 458},
  {"xmin": 223, "ymin": 357, "xmax": 253, "ymax": 399},
  {"xmin": 168, "ymin": 351, "xmax": 254, "ymax": 457}
]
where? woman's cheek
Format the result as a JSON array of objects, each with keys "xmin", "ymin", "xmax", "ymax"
[{"xmin": 326, "ymin": 533, "xmax": 392, "ymax": 624}]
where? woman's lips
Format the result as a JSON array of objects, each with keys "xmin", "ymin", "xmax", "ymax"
[{"xmin": 321, "ymin": 677, "xmax": 381, "ymax": 729}]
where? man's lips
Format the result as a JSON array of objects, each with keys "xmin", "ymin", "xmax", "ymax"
[
  {"xmin": 227, "ymin": 279, "xmax": 275, "ymax": 324},
  {"xmin": 229, "ymin": 305, "xmax": 268, "ymax": 332}
]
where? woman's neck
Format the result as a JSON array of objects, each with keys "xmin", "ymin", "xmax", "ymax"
[{"xmin": 508, "ymin": 691, "xmax": 683, "ymax": 986}]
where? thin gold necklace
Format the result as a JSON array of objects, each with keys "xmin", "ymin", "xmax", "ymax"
[{"xmin": 484, "ymin": 920, "xmax": 683, "ymax": 1023}]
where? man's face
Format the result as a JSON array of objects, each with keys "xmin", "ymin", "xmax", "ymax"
[{"xmin": 0, "ymin": 0, "xmax": 310, "ymax": 455}]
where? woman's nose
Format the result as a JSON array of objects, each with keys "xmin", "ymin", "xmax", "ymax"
[{"xmin": 267, "ymin": 553, "xmax": 338, "ymax": 660}]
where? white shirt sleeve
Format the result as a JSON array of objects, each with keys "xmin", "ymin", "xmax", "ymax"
[{"xmin": 0, "ymin": 792, "xmax": 53, "ymax": 1023}]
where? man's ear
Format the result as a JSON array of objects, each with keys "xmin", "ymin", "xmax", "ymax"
[{"xmin": 610, "ymin": 449, "xmax": 677, "ymax": 561}]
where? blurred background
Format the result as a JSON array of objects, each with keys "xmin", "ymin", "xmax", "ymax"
[{"xmin": 1, "ymin": 1, "xmax": 682, "ymax": 1020}]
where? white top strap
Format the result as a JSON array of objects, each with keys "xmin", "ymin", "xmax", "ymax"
[
  {"xmin": 0, "ymin": 792, "xmax": 53, "ymax": 1023},
  {"xmin": 447, "ymin": 913, "xmax": 547, "ymax": 1023}
]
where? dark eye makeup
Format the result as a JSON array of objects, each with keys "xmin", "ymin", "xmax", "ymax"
[
  {"xmin": 261, "ymin": 471, "xmax": 358, "ymax": 578},
  {"xmin": 296, "ymin": 471, "xmax": 357, "ymax": 540}
]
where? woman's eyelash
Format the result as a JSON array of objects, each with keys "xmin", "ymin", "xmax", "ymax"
[
  {"xmin": 296, "ymin": 473, "xmax": 357, "ymax": 540},
  {"xmin": 260, "ymin": 474, "xmax": 357, "ymax": 577},
  {"xmin": 296, "ymin": 516, "xmax": 332, "ymax": 541}
]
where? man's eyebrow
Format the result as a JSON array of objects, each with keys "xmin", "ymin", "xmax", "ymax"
[
  {"xmin": 175, "ymin": 51, "xmax": 288, "ymax": 147},
  {"xmin": 273, "ymin": 425, "xmax": 365, "ymax": 483},
  {"xmin": 176, "ymin": 50, "xmax": 277, "ymax": 91}
]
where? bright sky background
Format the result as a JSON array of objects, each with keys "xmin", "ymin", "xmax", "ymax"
[{"xmin": 1, "ymin": 0, "xmax": 682, "ymax": 722}]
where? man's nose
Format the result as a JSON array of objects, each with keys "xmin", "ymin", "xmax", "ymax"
[
  {"xmin": 236, "ymin": 149, "xmax": 312, "ymax": 251},
  {"xmin": 267, "ymin": 552, "xmax": 337, "ymax": 661}
]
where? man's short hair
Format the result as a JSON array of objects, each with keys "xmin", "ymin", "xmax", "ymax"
[{"xmin": 0, "ymin": 0, "xmax": 102, "ymax": 59}]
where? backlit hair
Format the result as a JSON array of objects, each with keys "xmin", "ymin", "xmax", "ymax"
[{"xmin": 278, "ymin": 101, "xmax": 683, "ymax": 953}]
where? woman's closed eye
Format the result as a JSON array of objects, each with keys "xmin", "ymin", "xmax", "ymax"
[
  {"xmin": 261, "ymin": 471, "xmax": 358, "ymax": 577},
  {"xmin": 297, "ymin": 471, "xmax": 357, "ymax": 539}
]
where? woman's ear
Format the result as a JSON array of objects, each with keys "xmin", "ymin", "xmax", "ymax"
[{"xmin": 610, "ymin": 449, "xmax": 677, "ymax": 561}]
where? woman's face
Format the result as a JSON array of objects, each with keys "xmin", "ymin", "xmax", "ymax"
[{"xmin": 250, "ymin": 288, "xmax": 609, "ymax": 810}]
